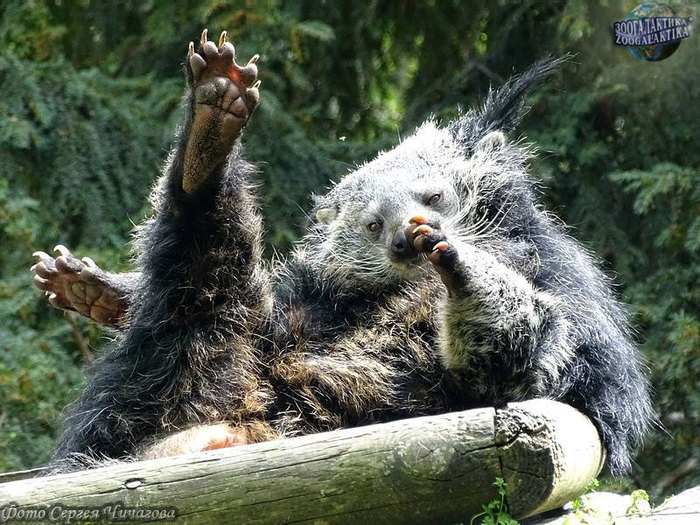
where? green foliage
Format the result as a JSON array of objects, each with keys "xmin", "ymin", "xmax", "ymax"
[
  {"xmin": 0, "ymin": 0, "xmax": 697, "ymax": 500},
  {"xmin": 567, "ymin": 478, "xmax": 601, "ymax": 523},
  {"xmin": 626, "ymin": 489, "xmax": 650, "ymax": 516},
  {"xmin": 470, "ymin": 478, "xmax": 518, "ymax": 525},
  {"xmin": 571, "ymin": 479, "xmax": 600, "ymax": 513},
  {"xmin": 0, "ymin": 56, "xmax": 170, "ymax": 470}
]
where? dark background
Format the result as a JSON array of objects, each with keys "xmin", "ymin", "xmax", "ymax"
[{"xmin": 0, "ymin": 0, "xmax": 697, "ymax": 499}]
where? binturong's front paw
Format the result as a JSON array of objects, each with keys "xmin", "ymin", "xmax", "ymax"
[
  {"xmin": 183, "ymin": 29, "xmax": 261, "ymax": 193},
  {"xmin": 406, "ymin": 216, "xmax": 462, "ymax": 294},
  {"xmin": 31, "ymin": 246, "xmax": 126, "ymax": 327}
]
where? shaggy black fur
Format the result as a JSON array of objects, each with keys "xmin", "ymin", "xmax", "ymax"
[{"xmin": 39, "ymin": 46, "xmax": 652, "ymax": 476}]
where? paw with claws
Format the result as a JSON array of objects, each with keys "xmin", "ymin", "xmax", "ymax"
[
  {"xmin": 31, "ymin": 246, "xmax": 127, "ymax": 327},
  {"xmin": 183, "ymin": 29, "xmax": 261, "ymax": 193},
  {"xmin": 406, "ymin": 216, "xmax": 462, "ymax": 293}
]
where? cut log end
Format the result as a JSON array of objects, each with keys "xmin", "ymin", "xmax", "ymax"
[{"xmin": 497, "ymin": 400, "xmax": 605, "ymax": 518}]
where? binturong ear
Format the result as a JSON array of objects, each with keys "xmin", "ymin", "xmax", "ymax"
[
  {"xmin": 475, "ymin": 130, "xmax": 506, "ymax": 154},
  {"xmin": 449, "ymin": 55, "xmax": 571, "ymax": 156},
  {"xmin": 315, "ymin": 207, "xmax": 337, "ymax": 225}
]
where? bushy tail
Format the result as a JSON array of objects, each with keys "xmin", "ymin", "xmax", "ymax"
[
  {"xmin": 449, "ymin": 55, "xmax": 572, "ymax": 154},
  {"xmin": 567, "ymin": 340, "xmax": 656, "ymax": 477}
]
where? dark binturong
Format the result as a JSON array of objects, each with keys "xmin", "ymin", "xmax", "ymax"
[{"xmin": 32, "ymin": 36, "xmax": 652, "ymax": 477}]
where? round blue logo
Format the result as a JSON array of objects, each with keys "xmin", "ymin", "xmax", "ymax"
[{"xmin": 613, "ymin": 2, "xmax": 694, "ymax": 62}]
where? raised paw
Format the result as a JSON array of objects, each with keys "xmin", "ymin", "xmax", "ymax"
[
  {"xmin": 183, "ymin": 29, "xmax": 261, "ymax": 193},
  {"xmin": 406, "ymin": 217, "xmax": 461, "ymax": 293},
  {"xmin": 31, "ymin": 246, "xmax": 125, "ymax": 326}
]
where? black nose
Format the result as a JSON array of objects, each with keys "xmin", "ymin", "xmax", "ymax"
[{"xmin": 391, "ymin": 229, "xmax": 411, "ymax": 255}]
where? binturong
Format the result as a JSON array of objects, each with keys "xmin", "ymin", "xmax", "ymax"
[
  {"xmin": 32, "ymin": 35, "xmax": 652, "ymax": 478},
  {"xmin": 304, "ymin": 56, "xmax": 654, "ymax": 476}
]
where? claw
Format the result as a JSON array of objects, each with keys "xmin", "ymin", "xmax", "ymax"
[
  {"xmin": 34, "ymin": 260, "xmax": 57, "ymax": 278},
  {"xmin": 252, "ymin": 80, "xmax": 261, "ymax": 89},
  {"xmin": 248, "ymin": 54, "xmax": 260, "ymax": 65},
  {"xmin": 414, "ymin": 225, "xmax": 433, "ymax": 236},
  {"xmin": 33, "ymin": 275, "xmax": 49, "ymax": 289},
  {"xmin": 188, "ymin": 41, "xmax": 194, "ymax": 57},
  {"xmin": 218, "ymin": 30, "xmax": 228, "ymax": 47},
  {"xmin": 409, "ymin": 216, "xmax": 428, "ymax": 225},
  {"xmin": 433, "ymin": 241, "xmax": 449, "ymax": 252},
  {"xmin": 54, "ymin": 244, "xmax": 70, "ymax": 257},
  {"xmin": 82, "ymin": 257, "xmax": 97, "ymax": 268},
  {"xmin": 33, "ymin": 251, "xmax": 51, "ymax": 261},
  {"xmin": 200, "ymin": 29, "xmax": 208, "ymax": 45}
]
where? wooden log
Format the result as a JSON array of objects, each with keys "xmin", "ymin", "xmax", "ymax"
[
  {"xmin": 0, "ymin": 468, "xmax": 46, "ymax": 484},
  {"xmin": 0, "ymin": 400, "xmax": 603, "ymax": 524}
]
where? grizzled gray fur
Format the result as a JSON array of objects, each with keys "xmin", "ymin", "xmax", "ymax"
[{"xmin": 31, "ymin": 33, "xmax": 652, "ymax": 477}]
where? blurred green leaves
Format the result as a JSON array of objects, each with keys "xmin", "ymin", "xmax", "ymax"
[{"xmin": 0, "ymin": 1, "xmax": 697, "ymax": 498}]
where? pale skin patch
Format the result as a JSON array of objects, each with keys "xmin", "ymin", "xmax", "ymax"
[{"xmin": 138, "ymin": 423, "xmax": 248, "ymax": 460}]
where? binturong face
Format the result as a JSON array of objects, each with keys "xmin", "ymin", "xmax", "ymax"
[
  {"xmin": 304, "ymin": 120, "xmax": 526, "ymax": 291},
  {"xmin": 301, "ymin": 57, "xmax": 566, "ymax": 292}
]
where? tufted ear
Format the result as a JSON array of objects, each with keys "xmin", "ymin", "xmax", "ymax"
[
  {"xmin": 475, "ymin": 130, "xmax": 506, "ymax": 153},
  {"xmin": 449, "ymin": 55, "xmax": 571, "ymax": 156},
  {"xmin": 315, "ymin": 207, "xmax": 337, "ymax": 224}
]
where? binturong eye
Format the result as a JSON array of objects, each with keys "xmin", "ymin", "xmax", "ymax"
[
  {"xmin": 426, "ymin": 193, "xmax": 442, "ymax": 206},
  {"xmin": 367, "ymin": 221, "xmax": 383, "ymax": 233}
]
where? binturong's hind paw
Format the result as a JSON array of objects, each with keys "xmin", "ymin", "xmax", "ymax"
[
  {"xmin": 31, "ymin": 246, "xmax": 125, "ymax": 327},
  {"xmin": 406, "ymin": 216, "xmax": 462, "ymax": 294},
  {"xmin": 183, "ymin": 29, "xmax": 261, "ymax": 193}
]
